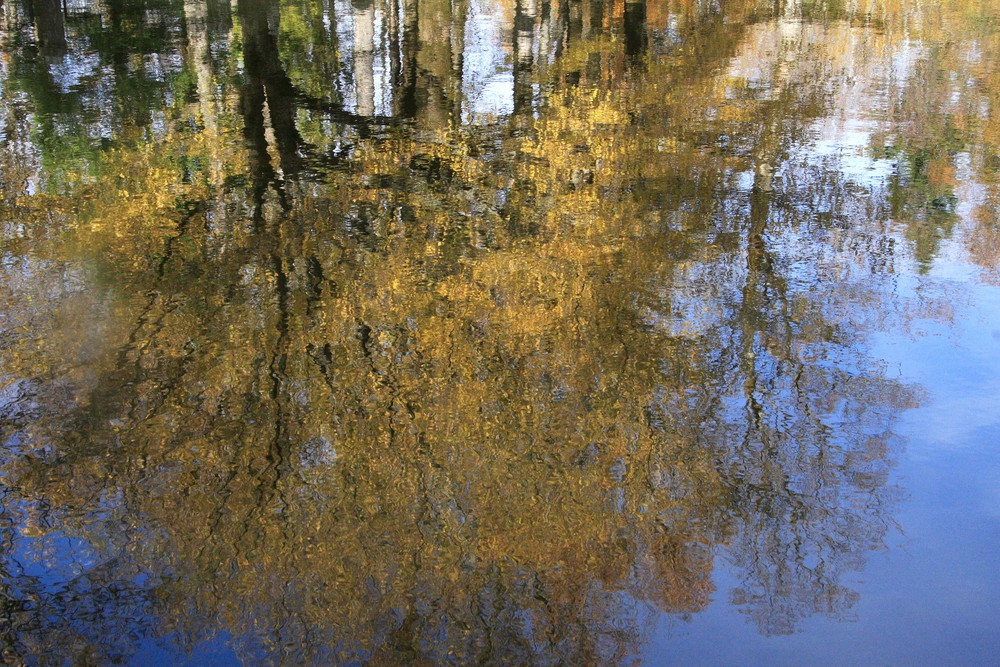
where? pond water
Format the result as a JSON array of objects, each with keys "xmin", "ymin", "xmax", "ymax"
[{"xmin": 1, "ymin": 0, "xmax": 999, "ymax": 663}]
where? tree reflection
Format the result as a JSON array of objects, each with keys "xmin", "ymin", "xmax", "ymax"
[{"xmin": 1, "ymin": 0, "xmax": 988, "ymax": 662}]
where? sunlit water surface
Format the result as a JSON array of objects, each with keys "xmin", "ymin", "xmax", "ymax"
[{"xmin": 1, "ymin": 0, "xmax": 999, "ymax": 664}]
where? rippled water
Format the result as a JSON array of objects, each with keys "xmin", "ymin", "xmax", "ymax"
[{"xmin": 1, "ymin": 0, "xmax": 999, "ymax": 663}]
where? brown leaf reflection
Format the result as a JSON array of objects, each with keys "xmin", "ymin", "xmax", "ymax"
[{"xmin": 3, "ymin": 0, "xmax": 992, "ymax": 662}]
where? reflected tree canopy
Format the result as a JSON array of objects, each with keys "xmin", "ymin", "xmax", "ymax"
[{"xmin": 0, "ymin": 0, "xmax": 997, "ymax": 662}]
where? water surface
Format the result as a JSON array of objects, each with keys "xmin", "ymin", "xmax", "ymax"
[{"xmin": 1, "ymin": 0, "xmax": 999, "ymax": 663}]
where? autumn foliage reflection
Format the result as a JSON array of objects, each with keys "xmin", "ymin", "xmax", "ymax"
[{"xmin": 2, "ymin": 0, "xmax": 991, "ymax": 662}]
